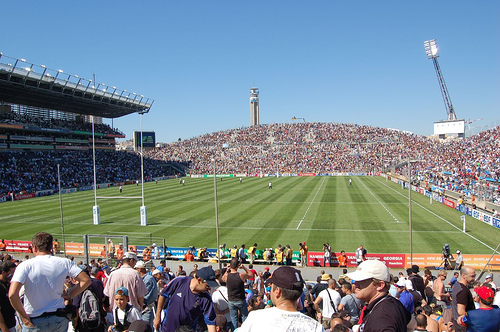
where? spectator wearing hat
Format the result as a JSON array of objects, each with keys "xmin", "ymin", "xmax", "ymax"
[
  {"xmin": 153, "ymin": 271, "xmax": 216, "ymax": 332},
  {"xmin": 262, "ymin": 267, "xmax": 271, "ymax": 282},
  {"xmin": 151, "ymin": 244, "xmax": 159, "ymax": 260},
  {"xmin": 111, "ymin": 287, "xmax": 142, "ymax": 332},
  {"xmin": 346, "ymin": 259, "xmax": 410, "ymax": 332},
  {"xmin": 237, "ymin": 266, "xmax": 323, "ymax": 332},
  {"xmin": 310, "ymin": 273, "xmax": 330, "ymax": 301},
  {"xmin": 395, "ymin": 279, "xmax": 414, "ymax": 314},
  {"xmin": 407, "ymin": 265, "xmax": 425, "ymax": 298},
  {"xmin": 107, "ymin": 239, "xmax": 115, "ymax": 259},
  {"xmin": 457, "ymin": 286, "xmax": 500, "ymax": 332},
  {"xmin": 104, "ymin": 252, "xmax": 147, "ymax": 311},
  {"xmin": 484, "ymin": 274, "xmax": 496, "ymax": 291},
  {"xmin": 455, "ymin": 250, "xmax": 463, "ymax": 270},
  {"xmin": 135, "ymin": 261, "xmax": 158, "ymax": 328}
]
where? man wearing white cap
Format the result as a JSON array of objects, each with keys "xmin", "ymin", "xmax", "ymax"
[
  {"xmin": 151, "ymin": 243, "xmax": 160, "ymax": 260},
  {"xmin": 104, "ymin": 252, "xmax": 147, "ymax": 311},
  {"xmin": 395, "ymin": 279, "xmax": 414, "ymax": 315},
  {"xmin": 455, "ymin": 250, "xmax": 463, "ymax": 270},
  {"xmin": 484, "ymin": 274, "xmax": 496, "ymax": 291},
  {"xmin": 346, "ymin": 260, "xmax": 410, "ymax": 332}
]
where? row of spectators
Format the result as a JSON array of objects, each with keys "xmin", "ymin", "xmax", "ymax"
[{"xmin": 0, "ymin": 110, "xmax": 123, "ymax": 136}]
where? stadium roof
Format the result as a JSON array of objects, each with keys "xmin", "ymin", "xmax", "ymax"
[{"xmin": 0, "ymin": 53, "xmax": 153, "ymax": 118}]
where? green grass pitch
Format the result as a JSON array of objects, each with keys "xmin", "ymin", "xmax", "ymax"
[{"xmin": 0, "ymin": 176, "xmax": 497, "ymax": 254}]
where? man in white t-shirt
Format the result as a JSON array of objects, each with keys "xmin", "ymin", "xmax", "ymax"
[
  {"xmin": 314, "ymin": 279, "xmax": 341, "ymax": 329},
  {"xmin": 9, "ymin": 232, "xmax": 91, "ymax": 332},
  {"xmin": 237, "ymin": 266, "xmax": 324, "ymax": 332},
  {"xmin": 212, "ymin": 275, "xmax": 232, "ymax": 331}
]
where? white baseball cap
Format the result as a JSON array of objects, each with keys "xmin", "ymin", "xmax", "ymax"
[
  {"xmin": 346, "ymin": 260, "xmax": 390, "ymax": 282},
  {"xmin": 135, "ymin": 260, "xmax": 146, "ymax": 269},
  {"xmin": 405, "ymin": 280, "xmax": 414, "ymax": 291}
]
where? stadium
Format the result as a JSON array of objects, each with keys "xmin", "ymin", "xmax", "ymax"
[{"xmin": 1, "ymin": 51, "xmax": 499, "ymax": 273}]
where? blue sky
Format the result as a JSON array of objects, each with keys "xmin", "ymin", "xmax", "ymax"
[{"xmin": 2, "ymin": 1, "xmax": 499, "ymax": 142}]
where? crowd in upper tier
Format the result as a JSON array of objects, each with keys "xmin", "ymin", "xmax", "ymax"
[
  {"xmin": 148, "ymin": 123, "xmax": 500, "ymax": 202},
  {"xmin": 0, "ymin": 111, "xmax": 124, "ymax": 136}
]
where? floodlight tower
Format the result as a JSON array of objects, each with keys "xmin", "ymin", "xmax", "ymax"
[{"xmin": 424, "ymin": 39, "xmax": 457, "ymax": 121}]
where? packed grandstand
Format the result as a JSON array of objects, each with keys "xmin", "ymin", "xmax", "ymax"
[{"xmin": 1, "ymin": 110, "xmax": 499, "ymax": 204}]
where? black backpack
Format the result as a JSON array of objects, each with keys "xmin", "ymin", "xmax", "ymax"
[{"xmin": 79, "ymin": 288, "xmax": 102, "ymax": 329}]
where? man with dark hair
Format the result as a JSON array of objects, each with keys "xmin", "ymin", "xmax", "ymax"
[
  {"xmin": 408, "ymin": 265, "xmax": 425, "ymax": 297},
  {"xmin": 221, "ymin": 258, "xmax": 252, "ymax": 330},
  {"xmin": 346, "ymin": 260, "xmax": 410, "ymax": 332},
  {"xmin": 337, "ymin": 282, "xmax": 362, "ymax": 324},
  {"xmin": 153, "ymin": 272, "xmax": 216, "ymax": 332},
  {"xmin": 237, "ymin": 266, "xmax": 323, "ymax": 331},
  {"xmin": 457, "ymin": 285, "xmax": 500, "ymax": 331},
  {"xmin": 414, "ymin": 314, "xmax": 428, "ymax": 331},
  {"xmin": 451, "ymin": 266, "xmax": 476, "ymax": 332},
  {"xmin": 104, "ymin": 251, "xmax": 147, "ymax": 311},
  {"xmin": 9, "ymin": 232, "xmax": 91, "ymax": 332},
  {"xmin": 0, "ymin": 260, "xmax": 16, "ymax": 332}
]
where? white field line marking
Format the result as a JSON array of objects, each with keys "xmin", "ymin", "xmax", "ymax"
[
  {"xmin": 374, "ymin": 177, "xmax": 496, "ymax": 251},
  {"xmin": 359, "ymin": 178, "xmax": 400, "ymax": 223},
  {"xmin": 296, "ymin": 177, "xmax": 326, "ymax": 230}
]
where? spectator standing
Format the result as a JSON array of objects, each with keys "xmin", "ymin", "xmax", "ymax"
[
  {"xmin": 212, "ymin": 272, "xmax": 232, "ymax": 331},
  {"xmin": 153, "ymin": 273, "xmax": 216, "ymax": 332},
  {"xmin": 337, "ymin": 282, "xmax": 362, "ymax": 325},
  {"xmin": 484, "ymin": 274, "xmax": 496, "ymax": 290},
  {"xmin": 346, "ymin": 260, "xmax": 410, "ymax": 332},
  {"xmin": 395, "ymin": 279, "xmax": 414, "ymax": 314},
  {"xmin": 299, "ymin": 242, "xmax": 308, "ymax": 267},
  {"xmin": 151, "ymin": 243, "xmax": 159, "ymax": 260},
  {"xmin": 73, "ymin": 265, "xmax": 106, "ymax": 332},
  {"xmin": 107, "ymin": 239, "xmax": 115, "ymax": 259},
  {"xmin": 448, "ymin": 272, "xmax": 459, "ymax": 288},
  {"xmin": 238, "ymin": 245, "xmax": 247, "ymax": 264},
  {"xmin": 247, "ymin": 243, "xmax": 257, "ymax": 265},
  {"xmin": 323, "ymin": 243, "xmax": 332, "ymax": 267},
  {"xmin": 457, "ymin": 285, "xmax": 500, "ymax": 332},
  {"xmin": 407, "ymin": 265, "xmax": 425, "ymax": 299},
  {"xmin": 222, "ymin": 258, "xmax": 252, "ymax": 329},
  {"xmin": 355, "ymin": 245, "xmax": 366, "ymax": 265},
  {"xmin": 455, "ymin": 250, "xmax": 464, "ymax": 270},
  {"xmin": 9, "ymin": 232, "xmax": 91, "ymax": 332},
  {"xmin": 0, "ymin": 261, "xmax": 16, "ymax": 332},
  {"xmin": 337, "ymin": 250, "xmax": 347, "ymax": 268},
  {"xmin": 103, "ymin": 252, "xmax": 147, "ymax": 311},
  {"xmin": 135, "ymin": 261, "xmax": 158, "ymax": 328},
  {"xmin": 237, "ymin": 266, "xmax": 323, "ymax": 332},
  {"xmin": 451, "ymin": 266, "xmax": 476, "ymax": 332},
  {"xmin": 285, "ymin": 245, "xmax": 293, "ymax": 266},
  {"xmin": 433, "ymin": 270, "xmax": 450, "ymax": 308},
  {"xmin": 314, "ymin": 279, "xmax": 341, "ymax": 329}
]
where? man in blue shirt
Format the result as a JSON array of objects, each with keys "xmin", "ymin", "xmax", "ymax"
[
  {"xmin": 457, "ymin": 286, "xmax": 500, "ymax": 332},
  {"xmin": 153, "ymin": 274, "xmax": 216, "ymax": 332},
  {"xmin": 135, "ymin": 261, "xmax": 158, "ymax": 328},
  {"xmin": 395, "ymin": 279, "xmax": 414, "ymax": 314}
]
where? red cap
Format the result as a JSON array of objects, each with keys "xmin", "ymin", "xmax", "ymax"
[
  {"xmin": 264, "ymin": 267, "xmax": 269, "ymax": 270},
  {"xmin": 474, "ymin": 286, "xmax": 494, "ymax": 302}
]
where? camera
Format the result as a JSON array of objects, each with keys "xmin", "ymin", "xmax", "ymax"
[{"xmin": 442, "ymin": 243, "xmax": 450, "ymax": 258}]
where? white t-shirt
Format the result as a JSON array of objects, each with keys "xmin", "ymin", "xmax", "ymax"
[
  {"xmin": 237, "ymin": 306, "xmax": 324, "ymax": 332},
  {"xmin": 11, "ymin": 254, "xmax": 83, "ymax": 317},
  {"xmin": 212, "ymin": 286, "xmax": 231, "ymax": 323},
  {"xmin": 114, "ymin": 305, "xmax": 142, "ymax": 326},
  {"xmin": 317, "ymin": 289, "xmax": 341, "ymax": 318}
]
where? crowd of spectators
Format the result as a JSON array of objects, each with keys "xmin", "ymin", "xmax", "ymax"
[
  {"xmin": 1, "ymin": 119, "xmax": 499, "ymax": 203},
  {"xmin": 0, "ymin": 110, "xmax": 124, "ymax": 136},
  {"xmin": 148, "ymin": 122, "xmax": 500, "ymax": 203},
  {"xmin": 0, "ymin": 150, "xmax": 167, "ymax": 196}
]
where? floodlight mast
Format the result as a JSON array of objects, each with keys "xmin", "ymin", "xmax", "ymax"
[{"xmin": 424, "ymin": 39, "xmax": 457, "ymax": 121}]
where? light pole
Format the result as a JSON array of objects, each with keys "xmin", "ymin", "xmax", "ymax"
[
  {"xmin": 408, "ymin": 155, "xmax": 413, "ymax": 265},
  {"xmin": 212, "ymin": 158, "xmax": 221, "ymax": 270},
  {"xmin": 57, "ymin": 164, "xmax": 66, "ymax": 255}
]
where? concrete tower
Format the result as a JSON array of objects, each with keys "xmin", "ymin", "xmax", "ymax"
[{"xmin": 250, "ymin": 87, "xmax": 259, "ymax": 126}]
